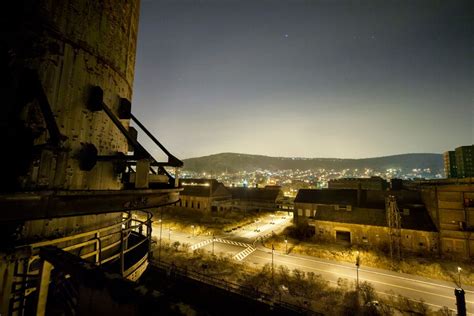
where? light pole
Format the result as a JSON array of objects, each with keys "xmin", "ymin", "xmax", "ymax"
[
  {"xmin": 158, "ymin": 218, "xmax": 162, "ymax": 261},
  {"xmin": 458, "ymin": 266, "xmax": 462, "ymax": 288},
  {"xmin": 285, "ymin": 239, "xmax": 288, "ymax": 254},
  {"xmin": 271, "ymin": 243, "xmax": 275, "ymax": 294},
  {"xmin": 212, "ymin": 234, "xmax": 215, "ymax": 255},
  {"xmin": 355, "ymin": 251, "xmax": 360, "ymax": 289},
  {"xmin": 191, "ymin": 225, "xmax": 195, "ymax": 238}
]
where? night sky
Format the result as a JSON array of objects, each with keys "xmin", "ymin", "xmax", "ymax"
[{"xmin": 132, "ymin": 0, "xmax": 473, "ymax": 160}]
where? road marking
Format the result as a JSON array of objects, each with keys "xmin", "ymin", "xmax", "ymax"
[
  {"xmin": 234, "ymin": 246, "xmax": 256, "ymax": 261},
  {"xmin": 323, "ymin": 278, "xmax": 462, "ymax": 314},
  {"xmin": 218, "ymin": 239, "xmax": 251, "ymax": 248},
  {"xmin": 191, "ymin": 238, "xmax": 251, "ymax": 251},
  {"xmin": 266, "ymin": 251, "xmax": 474, "ymax": 294},
  {"xmin": 250, "ymin": 254, "xmax": 474, "ymax": 306},
  {"xmin": 190, "ymin": 239, "xmax": 213, "ymax": 250}
]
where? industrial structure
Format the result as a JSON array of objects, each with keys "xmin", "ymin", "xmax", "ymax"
[
  {"xmin": 1, "ymin": 1, "xmax": 182, "ymax": 314},
  {"xmin": 416, "ymin": 178, "xmax": 474, "ymax": 259}
]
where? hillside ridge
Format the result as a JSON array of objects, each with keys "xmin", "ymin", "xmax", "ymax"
[{"xmin": 182, "ymin": 152, "xmax": 443, "ymax": 174}]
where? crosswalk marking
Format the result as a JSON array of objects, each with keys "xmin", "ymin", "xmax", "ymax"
[
  {"xmin": 234, "ymin": 246, "xmax": 256, "ymax": 261},
  {"xmin": 191, "ymin": 238, "xmax": 252, "ymax": 251},
  {"xmin": 217, "ymin": 239, "xmax": 251, "ymax": 248},
  {"xmin": 190, "ymin": 239, "xmax": 213, "ymax": 250}
]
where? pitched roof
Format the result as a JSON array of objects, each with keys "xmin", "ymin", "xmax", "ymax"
[
  {"xmin": 181, "ymin": 185, "xmax": 212, "ymax": 197},
  {"xmin": 295, "ymin": 189, "xmax": 358, "ymax": 205},
  {"xmin": 180, "ymin": 178, "xmax": 231, "ymax": 198},
  {"xmin": 228, "ymin": 187, "xmax": 281, "ymax": 202}
]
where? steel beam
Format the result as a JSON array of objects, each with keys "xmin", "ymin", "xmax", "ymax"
[{"xmin": 0, "ymin": 188, "xmax": 181, "ymax": 222}]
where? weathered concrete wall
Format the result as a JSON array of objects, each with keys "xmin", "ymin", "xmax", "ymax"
[
  {"xmin": 179, "ymin": 196, "xmax": 211, "ymax": 212},
  {"xmin": 311, "ymin": 220, "xmax": 439, "ymax": 254}
]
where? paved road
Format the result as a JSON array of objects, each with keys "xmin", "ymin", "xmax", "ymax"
[
  {"xmin": 151, "ymin": 215, "xmax": 473, "ymax": 314},
  {"xmin": 246, "ymin": 248, "xmax": 474, "ymax": 314}
]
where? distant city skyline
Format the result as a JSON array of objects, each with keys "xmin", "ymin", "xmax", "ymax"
[{"xmin": 133, "ymin": 0, "xmax": 473, "ymax": 160}]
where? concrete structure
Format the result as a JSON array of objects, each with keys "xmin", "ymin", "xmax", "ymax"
[
  {"xmin": 417, "ymin": 178, "xmax": 474, "ymax": 259},
  {"xmin": 0, "ymin": 1, "xmax": 182, "ymax": 314},
  {"xmin": 179, "ymin": 179, "xmax": 232, "ymax": 212},
  {"xmin": 444, "ymin": 151, "xmax": 458, "ymax": 178},
  {"xmin": 293, "ymin": 189, "xmax": 438, "ymax": 254},
  {"xmin": 444, "ymin": 145, "xmax": 474, "ymax": 178},
  {"xmin": 455, "ymin": 145, "xmax": 474, "ymax": 178}
]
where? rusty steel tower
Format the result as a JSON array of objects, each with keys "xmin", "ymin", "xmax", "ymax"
[{"xmin": 0, "ymin": 1, "xmax": 182, "ymax": 314}]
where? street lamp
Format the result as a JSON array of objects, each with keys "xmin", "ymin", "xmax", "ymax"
[
  {"xmin": 158, "ymin": 219, "xmax": 162, "ymax": 261},
  {"xmin": 355, "ymin": 251, "xmax": 360, "ymax": 289},
  {"xmin": 285, "ymin": 239, "xmax": 288, "ymax": 254},
  {"xmin": 271, "ymin": 243, "xmax": 275, "ymax": 294},
  {"xmin": 191, "ymin": 225, "xmax": 195, "ymax": 238},
  {"xmin": 212, "ymin": 234, "xmax": 216, "ymax": 255},
  {"xmin": 458, "ymin": 266, "xmax": 462, "ymax": 288}
]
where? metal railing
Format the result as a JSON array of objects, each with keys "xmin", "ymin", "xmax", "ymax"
[{"xmin": 8, "ymin": 210, "xmax": 152, "ymax": 314}]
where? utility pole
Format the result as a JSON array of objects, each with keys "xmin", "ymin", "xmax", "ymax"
[
  {"xmin": 272, "ymin": 243, "xmax": 275, "ymax": 294},
  {"xmin": 158, "ymin": 216, "xmax": 163, "ymax": 262},
  {"xmin": 212, "ymin": 234, "xmax": 215, "ymax": 255},
  {"xmin": 355, "ymin": 251, "xmax": 360, "ymax": 289}
]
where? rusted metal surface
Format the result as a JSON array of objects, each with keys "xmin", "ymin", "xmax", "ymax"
[{"xmin": 0, "ymin": 188, "xmax": 181, "ymax": 222}]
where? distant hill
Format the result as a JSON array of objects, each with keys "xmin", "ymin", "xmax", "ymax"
[{"xmin": 182, "ymin": 152, "xmax": 444, "ymax": 174}]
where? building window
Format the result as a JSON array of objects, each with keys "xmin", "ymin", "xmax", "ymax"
[
  {"xmin": 185, "ymin": 201, "xmax": 188, "ymax": 208},
  {"xmin": 191, "ymin": 202, "xmax": 194, "ymax": 209},
  {"xmin": 197, "ymin": 202, "xmax": 200, "ymax": 209},
  {"xmin": 298, "ymin": 209, "xmax": 303, "ymax": 216}
]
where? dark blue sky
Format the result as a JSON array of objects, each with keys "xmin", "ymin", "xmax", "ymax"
[{"xmin": 133, "ymin": 0, "xmax": 473, "ymax": 159}]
